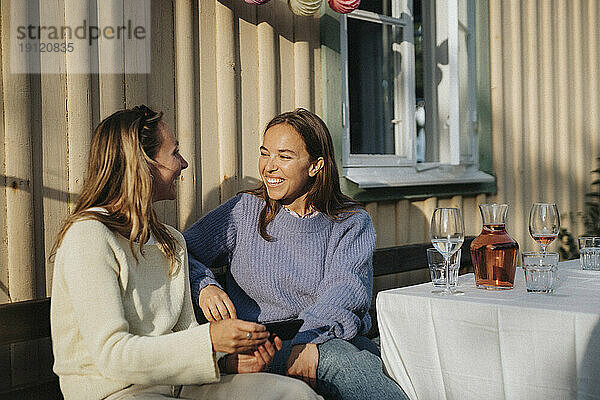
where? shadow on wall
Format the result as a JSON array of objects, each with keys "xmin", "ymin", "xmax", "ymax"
[
  {"xmin": 0, "ymin": 281, "xmax": 8, "ymax": 302},
  {"xmin": 180, "ymin": 175, "xmax": 262, "ymax": 230},
  {"xmin": 1, "ymin": 175, "xmax": 69, "ymax": 203},
  {"xmin": 0, "ymin": 174, "xmax": 263, "ymax": 229},
  {"xmin": 0, "ymin": 172, "xmax": 261, "ymax": 302}
]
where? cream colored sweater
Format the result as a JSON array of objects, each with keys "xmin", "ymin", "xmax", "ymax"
[{"xmin": 50, "ymin": 219, "xmax": 219, "ymax": 400}]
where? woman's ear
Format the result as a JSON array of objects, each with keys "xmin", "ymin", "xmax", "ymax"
[{"xmin": 308, "ymin": 157, "xmax": 324, "ymax": 177}]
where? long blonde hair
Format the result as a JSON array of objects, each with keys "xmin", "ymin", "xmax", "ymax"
[{"xmin": 51, "ymin": 105, "xmax": 179, "ymax": 274}]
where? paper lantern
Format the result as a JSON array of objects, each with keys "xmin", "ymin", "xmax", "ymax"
[
  {"xmin": 328, "ymin": 0, "xmax": 360, "ymax": 14},
  {"xmin": 288, "ymin": 0, "xmax": 322, "ymax": 16},
  {"xmin": 244, "ymin": 0, "xmax": 272, "ymax": 4}
]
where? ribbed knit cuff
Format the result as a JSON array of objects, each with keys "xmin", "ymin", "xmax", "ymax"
[
  {"xmin": 191, "ymin": 276, "xmax": 223, "ymax": 304},
  {"xmin": 195, "ymin": 323, "xmax": 221, "ymax": 383}
]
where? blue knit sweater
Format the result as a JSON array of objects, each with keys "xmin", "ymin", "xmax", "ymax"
[{"xmin": 183, "ymin": 193, "xmax": 375, "ymax": 345}]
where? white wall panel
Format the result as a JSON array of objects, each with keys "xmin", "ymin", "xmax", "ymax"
[{"xmin": 0, "ymin": 0, "xmax": 322, "ymax": 306}]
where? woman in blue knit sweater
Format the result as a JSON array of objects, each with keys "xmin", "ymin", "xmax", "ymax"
[{"xmin": 183, "ymin": 109, "xmax": 408, "ymax": 400}]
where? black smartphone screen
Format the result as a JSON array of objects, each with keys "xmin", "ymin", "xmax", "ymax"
[{"xmin": 262, "ymin": 318, "xmax": 304, "ymax": 341}]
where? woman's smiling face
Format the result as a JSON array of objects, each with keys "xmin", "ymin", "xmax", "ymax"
[{"xmin": 258, "ymin": 123, "xmax": 322, "ymax": 214}]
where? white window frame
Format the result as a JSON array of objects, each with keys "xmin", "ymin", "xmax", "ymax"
[
  {"xmin": 341, "ymin": 0, "xmax": 494, "ymax": 188},
  {"xmin": 341, "ymin": 8, "xmax": 413, "ymax": 167}
]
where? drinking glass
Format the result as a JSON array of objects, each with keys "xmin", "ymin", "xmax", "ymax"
[
  {"xmin": 427, "ymin": 248, "xmax": 460, "ymax": 288},
  {"xmin": 578, "ymin": 237, "xmax": 600, "ymax": 270},
  {"xmin": 522, "ymin": 251, "xmax": 559, "ymax": 293},
  {"xmin": 528, "ymin": 203, "xmax": 560, "ymax": 253},
  {"xmin": 430, "ymin": 208, "xmax": 465, "ymax": 295}
]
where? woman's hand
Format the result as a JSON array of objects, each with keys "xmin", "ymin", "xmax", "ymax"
[
  {"xmin": 199, "ymin": 284, "xmax": 237, "ymax": 321},
  {"xmin": 286, "ymin": 343, "xmax": 319, "ymax": 388},
  {"xmin": 221, "ymin": 336, "xmax": 283, "ymax": 374},
  {"xmin": 209, "ymin": 319, "xmax": 269, "ymax": 353}
]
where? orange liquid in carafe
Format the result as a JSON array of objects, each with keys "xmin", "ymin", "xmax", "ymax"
[{"xmin": 470, "ymin": 224, "xmax": 519, "ymax": 289}]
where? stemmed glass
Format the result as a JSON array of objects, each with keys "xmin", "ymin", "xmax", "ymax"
[
  {"xmin": 529, "ymin": 203, "xmax": 560, "ymax": 253},
  {"xmin": 430, "ymin": 208, "xmax": 465, "ymax": 295}
]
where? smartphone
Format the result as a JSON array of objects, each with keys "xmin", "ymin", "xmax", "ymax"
[{"xmin": 262, "ymin": 318, "xmax": 304, "ymax": 341}]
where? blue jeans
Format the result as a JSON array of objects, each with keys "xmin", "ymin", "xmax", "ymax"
[{"xmin": 268, "ymin": 336, "xmax": 409, "ymax": 400}]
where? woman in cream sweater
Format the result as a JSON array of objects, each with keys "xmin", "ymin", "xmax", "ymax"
[{"xmin": 50, "ymin": 105, "xmax": 321, "ymax": 400}]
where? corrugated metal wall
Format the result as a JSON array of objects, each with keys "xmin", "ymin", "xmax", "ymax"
[
  {"xmin": 0, "ymin": 0, "xmax": 321, "ymax": 306},
  {"xmin": 489, "ymin": 0, "xmax": 599, "ymax": 250}
]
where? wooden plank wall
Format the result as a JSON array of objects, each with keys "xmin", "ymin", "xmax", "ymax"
[
  {"xmin": 365, "ymin": 194, "xmax": 487, "ymax": 249},
  {"xmin": 6, "ymin": 0, "xmax": 594, "ymax": 306},
  {"xmin": 3, "ymin": 2, "xmax": 596, "ymax": 301},
  {"xmin": 0, "ymin": 0, "xmax": 320, "ymax": 303},
  {"xmin": 0, "ymin": 0, "xmax": 497, "ymax": 304},
  {"xmin": 489, "ymin": 0, "xmax": 600, "ymax": 251}
]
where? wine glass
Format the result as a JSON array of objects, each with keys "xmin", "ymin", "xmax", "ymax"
[
  {"xmin": 529, "ymin": 203, "xmax": 560, "ymax": 253},
  {"xmin": 430, "ymin": 208, "xmax": 465, "ymax": 295}
]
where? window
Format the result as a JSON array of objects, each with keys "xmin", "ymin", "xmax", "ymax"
[{"xmin": 341, "ymin": 0, "xmax": 493, "ymax": 188}]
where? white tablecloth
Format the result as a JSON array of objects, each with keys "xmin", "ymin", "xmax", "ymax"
[{"xmin": 377, "ymin": 259, "xmax": 600, "ymax": 400}]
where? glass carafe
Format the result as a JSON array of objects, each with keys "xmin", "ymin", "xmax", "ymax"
[{"xmin": 470, "ymin": 204, "xmax": 519, "ymax": 289}]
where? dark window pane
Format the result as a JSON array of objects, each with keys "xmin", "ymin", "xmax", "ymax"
[
  {"xmin": 414, "ymin": 0, "xmax": 424, "ymax": 100},
  {"xmin": 357, "ymin": 0, "xmax": 392, "ymax": 16},
  {"xmin": 414, "ymin": 0, "xmax": 426, "ymax": 162},
  {"xmin": 348, "ymin": 18, "xmax": 398, "ymax": 154}
]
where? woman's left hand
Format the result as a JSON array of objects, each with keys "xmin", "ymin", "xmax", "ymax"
[
  {"xmin": 221, "ymin": 336, "xmax": 283, "ymax": 374},
  {"xmin": 286, "ymin": 343, "xmax": 319, "ymax": 388}
]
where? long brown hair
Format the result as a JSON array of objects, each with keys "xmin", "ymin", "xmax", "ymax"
[
  {"xmin": 51, "ymin": 105, "xmax": 180, "ymax": 274},
  {"xmin": 245, "ymin": 108, "xmax": 362, "ymax": 241}
]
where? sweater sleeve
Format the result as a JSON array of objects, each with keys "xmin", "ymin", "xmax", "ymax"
[
  {"xmin": 188, "ymin": 255, "xmax": 223, "ymax": 304},
  {"xmin": 170, "ymin": 228, "xmax": 200, "ymax": 332},
  {"xmin": 56, "ymin": 221, "xmax": 219, "ymax": 385},
  {"xmin": 183, "ymin": 194, "xmax": 242, "ymax": 303},
  {"xmin": 292, "ymin": 211, "xmax": 375, "ymax": 346}
]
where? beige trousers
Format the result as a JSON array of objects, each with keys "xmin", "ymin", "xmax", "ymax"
[{"xmin": 104, "ymin": 373, "xmax": 323, "ymax": 400}]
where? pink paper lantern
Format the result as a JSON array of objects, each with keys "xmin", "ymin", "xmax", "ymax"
[
  {"xmin": 244, "ymin": 0, "xmax": 272, "ymax": 4},
  {"xmin": 328, "ymin": 0, "xmax": 360, "ymax": 14},
  {"xmin": 288, "ymin": 0, "xmax": 322, "ymax": 16}
]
